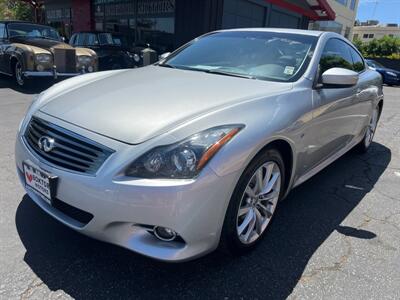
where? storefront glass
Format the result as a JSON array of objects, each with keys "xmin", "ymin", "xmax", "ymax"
[{"xmin": 93, "ymin": 0, "xmax": 175, "ymax": 53}]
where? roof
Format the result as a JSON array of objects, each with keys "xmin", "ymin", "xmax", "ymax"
[{"xmin": 266, "ymin": 0, "xmax": 335, "ymax": 21}]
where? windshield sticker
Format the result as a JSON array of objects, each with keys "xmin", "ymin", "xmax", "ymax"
[{"xmin": 284, "ymin": 66, "xmax": 295, "ymax": 75}]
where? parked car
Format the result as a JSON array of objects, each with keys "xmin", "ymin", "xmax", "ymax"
[
  {"xmin": 366, "ymin": 59, "xmax": 400, "ymax": 86},
  {"xmin": 16, "ymin": 29, "xmax": 383, "ymax": 262},
  {"xmin": 0, "ymin": 21, "xmax": 97, "ymax": 87},
  {"xmin": 69, "ymin": 31, "xmax": 137, "ymax": 70}
]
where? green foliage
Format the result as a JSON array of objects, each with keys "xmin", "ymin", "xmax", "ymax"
[
  {"xmin": 0, "ymin": 0, "xmax": 33, "ymax": 21},
  {"xmin": 353, "ymin": 35, "xmax": 400, "ymax": 58}
]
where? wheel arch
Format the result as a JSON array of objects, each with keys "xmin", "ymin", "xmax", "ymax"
[{"xmin": 252, "ymin": 138, "xmax": 295, "ymax": 198}]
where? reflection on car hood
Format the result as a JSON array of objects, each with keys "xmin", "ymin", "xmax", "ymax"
[
  {"xmin": 39, "ymin": 66, "xmax": 292, "ymax": 144},
  {"xmin": 10, "ymin": 37, "xmax": 72, "ymax": 51}
]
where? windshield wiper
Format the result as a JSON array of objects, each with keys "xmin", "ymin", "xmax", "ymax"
[{"xmin": 204, "ymin": 69, "xmax": 256, "ymax": 80}]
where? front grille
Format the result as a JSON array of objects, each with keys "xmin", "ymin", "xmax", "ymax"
[
  {"xmin": 24, "ymin": 117, "xmax": 114, "ymax": 175},
  {"xmin": 54, "ymin": 48, "xmax": 76, "ymax": 73}
]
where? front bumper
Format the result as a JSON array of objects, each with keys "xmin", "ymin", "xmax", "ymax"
[
  {"xmin": 23, "ymin": 66, "xmax": 93, "ymax": 80},
  {"xmin": 15, "ymin": 117, "xmax": 239, "ymax": 262}
]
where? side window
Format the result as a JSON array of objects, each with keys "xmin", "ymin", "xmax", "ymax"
[
  {"xmin": 74, "ymin": 34, "xmax": 86, "ymax": 46},
  {"xmin": 69, "ymin": 34, "xmax": 76, "ymax": 46},
  {"xmin": 349, "ymin": 47, "xmax": 365, "ymax": 72},
  {"xmin": 87, "ymin": 33, "xmax": 99, "ymax": 46},
  {"xmin": 0, "ymin": 23, "xmax": 5, "ymax": 39},
  {"xmin": 319, "ymin": 38, "xmax": 353, "ymax": 75}
]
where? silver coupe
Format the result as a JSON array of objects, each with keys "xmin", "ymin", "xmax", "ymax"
[{"xmin": 15, "ymin": 28, "xmax": 383, "ymax": 262}]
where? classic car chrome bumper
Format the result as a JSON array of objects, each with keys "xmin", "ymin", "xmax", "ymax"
[{"xmin": 24, "ymin": 71, "xmax": 84, "ymax": 79}]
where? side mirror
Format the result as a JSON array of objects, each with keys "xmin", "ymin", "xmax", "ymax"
[
  {"xmin": 159, "ymin": 52, "xmax": 171, "ymax": 61},
  {"xmin": 60, "ymin": 36, "xmax": 66, "ymax": 42},
  {"xmin": 321, "ymin": 67, "xmax": 359, "ymax": 87}
]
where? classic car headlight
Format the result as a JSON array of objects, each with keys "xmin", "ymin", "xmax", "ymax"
[
  {"xmin": 77, "ymin": 55, "xmax": 93, "ymax": 65},
  {"xmin": 35, "ymin": 53, "xmax": 52, "ymax": 64},
  {"xmin": 386, "ymin": 71, "xmax": 397, "ymax": 77},
  {"xmin": 126, "ymin": 125, "xmax": 244, "ymax": 179}
]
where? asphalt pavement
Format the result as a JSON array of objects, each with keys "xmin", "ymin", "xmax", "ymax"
[{"xmin": 0, "ymin": 75, "xmax": 400, "ymax": 299}]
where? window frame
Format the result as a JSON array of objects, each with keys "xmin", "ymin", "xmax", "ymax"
[
  {"xmin": 315, "ymin": 37, "xmax": 366, "ymax": 88},
  {"xmin": 0, "ymin": 23, "xmax": 7, "ymax": 40}
]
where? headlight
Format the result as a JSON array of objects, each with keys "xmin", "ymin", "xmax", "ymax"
[
  {"xmin": 35, "ymin": 53, "xmax": 52, "ymax": 64},
  {"xmin": 133, "ymin": 54, "xmax": 140, "ymax": 62},
  {"xmin": 386, "ymin": 71, "xmax": 397, "ymax": 77},
  {"xmin": 77, "ymin": 55, "xmax": 93, "ymax": 65},
  {"xmin": 125, "ymin": 125, "xmax": 244, "ymax": 179}
]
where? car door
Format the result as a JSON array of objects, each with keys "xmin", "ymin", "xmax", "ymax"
[
  {"xmin": 304, "ymin": 38, "xmax": 360, "ymax": 171},
  {"xmin": 348, "ymin": 46, "xmax": 374, "ymax": 137}
]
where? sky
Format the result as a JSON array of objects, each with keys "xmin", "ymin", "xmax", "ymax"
[{"xmin": 356, "ymin": 0, "xmax": 400, "ymax": 24}]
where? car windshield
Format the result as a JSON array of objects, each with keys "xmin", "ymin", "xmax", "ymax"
[
  {"xmin": 7, "ymin": 23, "xmax": 60, "ymax": 40},
  {"xmin": 366, "ymin": 60, "xmax": 384, "ymax": 68},
  {"xmin": 161, "ymin": 31, "xmax": 318, "ymax": 82}
]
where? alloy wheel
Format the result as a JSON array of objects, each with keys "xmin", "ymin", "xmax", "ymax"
[{"xmin": 236, "ymin": 161, "xmax": 281, "ymax": 244}]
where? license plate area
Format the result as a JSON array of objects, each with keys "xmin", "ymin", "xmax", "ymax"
[{"xmin": 23, "ymin": 161, "xmax": 58, "ymax": 203}]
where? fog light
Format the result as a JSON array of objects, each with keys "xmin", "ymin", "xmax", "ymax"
[
  {"xmin": 153, "ymin": 226, "xmax": 177, "ymax": 241},
  {"xmin": 36, "ymin": 64, "xmax": 44, "ymax": 72}
]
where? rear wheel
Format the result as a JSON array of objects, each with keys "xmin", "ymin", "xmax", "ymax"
[
  {"xmin": 356, "ymin": 105, "xmax": 380, "ymax": 153},
  {"xmin": 220, "ymin": 148, "xmax": 285, "ymax": 254}
]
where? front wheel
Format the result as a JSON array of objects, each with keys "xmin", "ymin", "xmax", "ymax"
[
  {"xmin": 356, "ymin": 105, "xmax": 380, "ymax": 153},
  {"xmin": 220, "ymin": 148, "xmax": 285, "ymax": 254},
  {"xmin": 14, "ymin": 60, "xmax": 29, "ymax": 88}
]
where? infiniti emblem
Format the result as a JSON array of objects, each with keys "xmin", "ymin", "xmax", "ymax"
[{"xmin": 38, "ymin": 136, "xmax": 55, "ymax": 152}]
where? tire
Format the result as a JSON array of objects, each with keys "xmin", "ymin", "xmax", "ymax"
[
  {"xmin": 219, "ymin": 147, "xmax": 286, "ymax": 255},
  {"xmin": 13, "ymin": 59, "xmax": 29, "ymax": 88},
  {"xmin": 355, "ymin": 105, "xmax": 380, "ymax": 153}
]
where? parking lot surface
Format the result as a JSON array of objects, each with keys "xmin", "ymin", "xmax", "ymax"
[{"xmin": 1, "ymin": 76, "xmax": 400, "ymax": 299}]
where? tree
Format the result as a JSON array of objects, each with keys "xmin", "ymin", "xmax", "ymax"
[
  {"xmin": 355, "ymin": 35, "xmax": 400, "ymax": 58},
  {"xmin": 0, "ymin": 0, "xmax": 34, "ymax": 21}
]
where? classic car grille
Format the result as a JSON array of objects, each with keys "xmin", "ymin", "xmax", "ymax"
[
  {"xmin": 24, "ymin": 117, "xmax": 114, "ymax": 175},
  {"xmin": 54, "ymin": 48, "xmax": 76, "ymax": 73}
]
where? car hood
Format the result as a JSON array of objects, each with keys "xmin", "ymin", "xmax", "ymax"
[
  {"xmin": 10, "ymin": 37, "xmax": 72, "ymax": 51},
  {"xmin": 39, "ymin": 66, "xmax": 292, "ymax": 144}
]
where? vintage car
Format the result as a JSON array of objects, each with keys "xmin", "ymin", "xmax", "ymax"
[
  {"xmin": 69, "ymin": 31, "xmax": 137, "ymax": 70},
  {"xmin": 0, "ymin": 21, "xmax": 98, "ymax": 87}
]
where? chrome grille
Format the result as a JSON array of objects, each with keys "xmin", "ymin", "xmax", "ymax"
[
  {"xmin": 54, "ymin": 48, "xmax": 76, "ymax": 73},
  {"xmin": 24, "ymin": 117, "xmax": 114, "ymax": 175}
]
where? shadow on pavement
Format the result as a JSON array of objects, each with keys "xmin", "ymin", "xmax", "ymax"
[
  {"xmin": 0, "ymin": 75, "xmax": 53, "ymax": 94},
  {"xmin": 15, "ymin": 142, "xmax": 391, "ymax": 299}
]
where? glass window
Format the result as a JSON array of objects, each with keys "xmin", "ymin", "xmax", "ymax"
[
  {"xmin": 350, "ymin": 0, "xmax": 357, "ymax": 10},
  {"xmin": 369, "ymin": 34, "xmax": 374, "ymax": 38},
  {"xmin": 349, "ymin": 47, "xmax": 365, "ymax": 72},
  {"xmin": 344, "ymin": 27, "xmax": 351, "ymax": 39},
  {"xmin": 74, "ymin": 33, "xmax": 86, "ymax": 46},
  {"xmin": 163, "ymin": 31, "xmax": 318, "ymax": 82},
  {"xmin": 87, "ymin": 33, "xmax": 99, "ymax": 46},
  {"xmin": 353, "ymin": 33, "xmax": 359, "ymax": 39},
  {"xmin": 310, "ymin": 21, "xmax": 343, "ymax": 34},
  {"xmin": 0, "ymin": 23, "xmax": 5, "ymax": 39},
  {"xmin": 366, "ymin": 59, "xmax": 384, "ymax": 68},
  {"xmin": 335, "ymin": 0, "xmax": 348, "ymax": 6},
  {"xmin": 363, "ymin": 34, "xmax": 368, "ymax": 38},
  {"xmin": 319, "ymin": 38, "xmax": 353, "ymax": 75},
  {"xmin": 98, "ymin": 33, "xmax": 114, "ymax": 45},
  {"xmin": 7, "ymin": 22, "xmax": 60, "ymax": 40}
]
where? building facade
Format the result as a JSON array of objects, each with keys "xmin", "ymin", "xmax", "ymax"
[
  {"xmin": 309, "ymin": 0, "xmax": 359, "ymax": 39},
  {"xmin": 43, "ymin": 0, "xmax": 334, "ymax": 52},
  {"xmin": 352, "ymin": 24, "xmax": 400, "ymax": 42}
]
